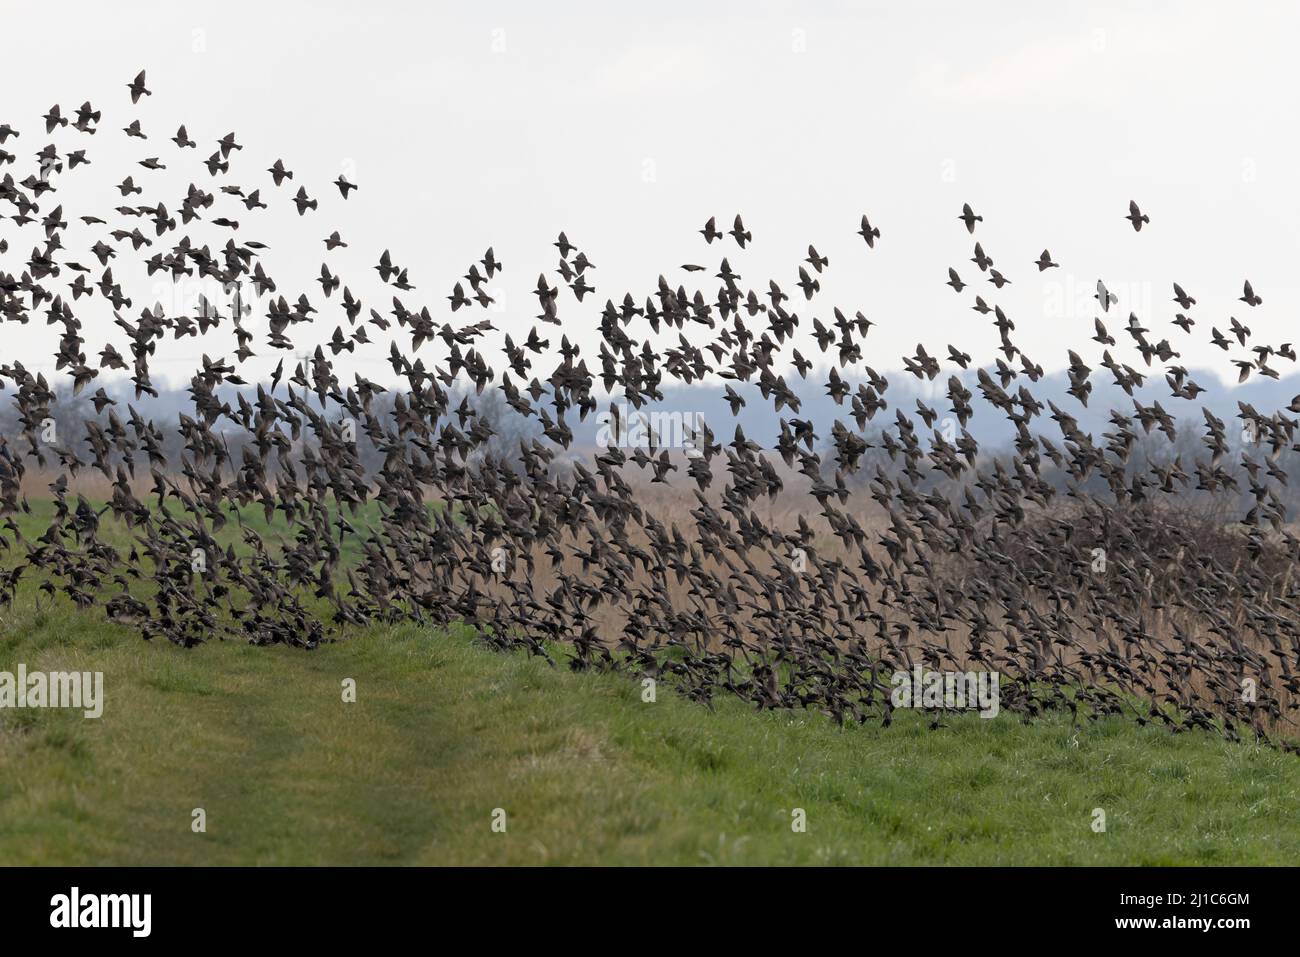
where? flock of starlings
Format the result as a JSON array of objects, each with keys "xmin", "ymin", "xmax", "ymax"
[{"xmin": 1, "ymin": 72, "xmax": 1298, "ymax": 748}]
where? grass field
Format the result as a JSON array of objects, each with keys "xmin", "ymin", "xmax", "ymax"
[{"xmin": 3, "ymin": 600, "xmax": 1300, "ymax": 865}]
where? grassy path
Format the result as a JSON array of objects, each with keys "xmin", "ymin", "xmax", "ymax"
[{"xmin": 1, "ymin": 613, "xmax": 1298, "ymax": 864}]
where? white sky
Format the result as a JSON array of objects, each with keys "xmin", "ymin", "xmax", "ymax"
[{"xmin": 1, "ymin": 0, "xmax": 1297, "ymax": 391}]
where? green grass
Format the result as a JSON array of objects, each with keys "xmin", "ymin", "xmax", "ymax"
[
  {"xmin": 8, "ymin": 494, "xmax": 427, "ymax": 564},
  {"xmin": 2, "ymin": 602, "xmax": 1299, "ymax": 864}
]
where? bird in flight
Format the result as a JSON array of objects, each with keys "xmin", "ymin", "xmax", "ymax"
[{"xmin": 1126, "ymin": 200, "xmax": 1149, "ymax": 232}]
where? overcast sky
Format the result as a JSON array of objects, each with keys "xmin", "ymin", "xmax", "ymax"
[{"xmin": 1, "ymin": 0, "xmax": 1297, "ymax": 391}]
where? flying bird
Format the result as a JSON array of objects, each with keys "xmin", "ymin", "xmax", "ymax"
[{"xmin": 1126, "ymin": 200, "xmax": 1149, "ymax": 231}]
